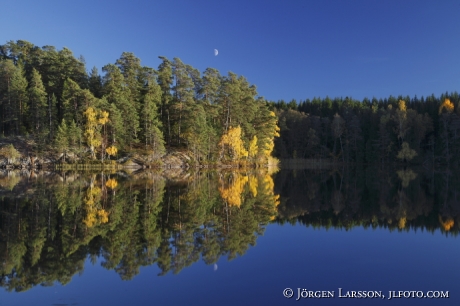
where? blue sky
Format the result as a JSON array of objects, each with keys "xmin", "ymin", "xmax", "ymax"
[{"xmin": 1, "ymin": 0, "xmax": 459, "ymax": 102}]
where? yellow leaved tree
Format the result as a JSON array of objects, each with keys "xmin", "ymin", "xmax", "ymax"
[
  {"xmin": 219, "ymin": 126, "xmax": 248, "ymax": 162},
  {"xmin": 248, "ymin": 135, "xmax": 258, "ymax": 161},
  {"xmin": 83, "ymin": 107, "xmax": 110, "ymax": 160},
  {"xmin": 258, "ymin": 111, "xmax": 280, "ymax": 164},
  {"xmin": 106, "ymin": 146, "xmax": 118, "ymax": 160},
  {"xmin": 439, "ymin": 98, "xmax": 454, "ymax": 114}
]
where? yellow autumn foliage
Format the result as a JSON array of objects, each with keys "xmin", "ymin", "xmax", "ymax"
[
  {"xmin": 98, "ymin": 111, "xmax": 109, "ymax": 125},
  {"xmin": 219, "ymin": 126, "xmax": 248, "ymax": 160},
  {"xmin": 248, "ymin": 135, "xmax": 258, "ymax": 159},
  {"xmin": 219, "ymin": 173, "xmax": 248, "ymax": 207},
  {"xmin": 270, "ymin": 111, "xmax": 281, "ymax": 137},
  {"xmin": 439, "ymin": 215, "xmax": 454, "ymax": 231},
  {"xmin": 106, "ymin": 178, "xmax": 118, "ymax": 189},
  {"xmin": 248, "ymin": 175, "xmax": 258, "ymax": 197},
  {"xmin": 83, "ymin": 185, "xmax": 109, "ymax": 228},
  {"xmin": 439, "ymin": 98, "xmax": 454, "ymax": 114},
  {"xmin": 260, "ymin": 112, "xmax": 280, "ymax": 159},
  {"xmin": 261, "ymin": 173, "xmax": 280, "ymax": 220},
  {"xmin": 83, "ymin": 209, "xmax": 97, "ymax": 228},
  {"xmin": 97, "ymin": 209, "xmax": 109, "ymax": 223},
  {"xmin": 106, "ymin": 146, "xmax": 118, "ymax": 157},
  {"xmin": 398, "ymin": 100, "xmax": 407, "ymax": 112},
  {"xmin": 398, "ymin": 217, "xmax": 407, "ymax": 229},
  {"xmin": 83, "ymin": 106, "xmax": 97, "ymax": 122},
  {"xmin": 84, "ymin": 106, "xmax": 110, "ymax": 159}
]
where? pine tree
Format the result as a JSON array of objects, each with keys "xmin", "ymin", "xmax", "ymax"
[
  {"xmin": 28, "ymin": 68, "xmax": 48, "ymax": 145},
  {"xmin": 0, "ymin": 60, "xmax": 28, "ymax": 135},
  {"xmin": 141, "ymin": 73, "xmax": 165, "ymax": 156},
  {"xmin": 157, "ymin": 56, "xmax": 173, "ymax": 144},
  {"xmin": 88, "ymin": 66, "xmax": 103, "ymax": 98},
  {"xmin": 185, "ymin": 103, "xmax": 215, "ymax": 161},
  {"xmin": 115, "ymin": 52, "xmax": 142, "ymax": 112},
  {"xmin": 10, "ymin": 63, "xmax": 28, "ymax": 134},
  {"xmin": 55, "ymin": 119, "xmax": 69, "ymax": 161},
  {"xmin": 171, "ymin": 58, "xmax": 196, "ymax": 145},
  {"xmin": 68, "ymin": 119, "xmax": 82, "ymax": 153},
  {"xmin": 102, "ymin": 64, "xmax": 139, "ymax": 149}
]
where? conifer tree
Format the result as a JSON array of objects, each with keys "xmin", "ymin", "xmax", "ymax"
[
  {"xmin": 141, "ymin": 73, "xmax": 165, "ymax": 156},
  {"xmin": 171, "ymin": 58, "xmax": 196, "ymax": 145},
  {"xmin": 28, "ymin": 68, "xmax": 48, "ymax": 144},
  {"xmin": 10, "ymin": 63, "xmax": 28, "ymax": 134},
  {"xmin": 88, "ymin": 67, "xmax": 103, "ymax": 98},
  {"xmin": 116, "ymin": 52, "xmax": 142, "ymax": 112},
  {"xmin": 0, "ymin": 60, "xmax": 28, "ymax": 135},
  {"xmin": 102, "ymin": 64, "xmax": 139, "ymax": 149},
  {"xmin": 55, "ymin": 119, "xmax": 69, "ymax": 161},
  {"xmin": 157, "ymin": 56, "xmax": 173, "ymax": 144}
]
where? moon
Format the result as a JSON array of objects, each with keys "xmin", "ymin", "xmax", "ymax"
[{"xmin": 214, "ymin": 49, "xmax": 218, "ymax": 56}]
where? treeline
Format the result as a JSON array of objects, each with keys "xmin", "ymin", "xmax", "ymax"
[
  {"xmin": 0, "ymin": 40, "xmax": 279, "ymax": 164},
  {"xmin": 271, "ymin": 94, "xmax": 460, "ymax": 166}
]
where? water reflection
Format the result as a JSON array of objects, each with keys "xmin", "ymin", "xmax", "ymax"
[
  {"xmin": 1, "ymin": 166, "xmax": 459, "ymax": 293},
  {"xmin": 274, "ymin": 167, "xmax": 460, "ymax": 234},
  {"xmin": 0, "ymin": 170, "xmax": 279, "ymax": 292}
]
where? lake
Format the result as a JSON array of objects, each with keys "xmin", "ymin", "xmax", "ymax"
[{"xmin": 1, "ymin": 167, "xmax": 459, "ymax": 305}]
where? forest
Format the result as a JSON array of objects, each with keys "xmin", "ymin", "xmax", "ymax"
[
  {"xmin": 0, "ymin": 40, "xmax": 279, "ymax": 166},
  {"xmin": 1, "ymin": 39, "xmax": 459, "ymax": 168},
  {"xmin": 271, "ymin": 94, "xmax": 460, "ymax": 167}
]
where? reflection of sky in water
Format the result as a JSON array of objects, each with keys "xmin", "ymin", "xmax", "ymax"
[{"xmin": 2, "ymin": 224, "xmax": 458, "ymax": 306}]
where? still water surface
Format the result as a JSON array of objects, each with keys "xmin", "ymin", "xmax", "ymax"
[{"xmin": 1, "ymin": 168, "xmax": 459, "ymax": 305}]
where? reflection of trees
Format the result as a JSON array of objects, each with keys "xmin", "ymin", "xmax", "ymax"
[
  {"xmin": 275, "ymin": 166, "xmax": 457, "ymax": 234},
  {"xmin": 0, "ymin": 169, "xmax": 279, "ymax": 290},
  {"xmin": 0, "ymin": 176, "xmax": 88, "ymax": 292},
  {"xmin": 3, "ymin": 165, "xmax": 460, "ymax": 292},
  {"xmin": 160, "ymin": 171, "xmax": 279, "ymax": 274}
]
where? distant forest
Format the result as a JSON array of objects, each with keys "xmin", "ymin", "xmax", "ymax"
[
  {"xmin": 270, "ymin": 93, "xmax": 460, "ymax": 167},
  {"xmin": 0, "ymin": 40, "xmax": 278, "ymax": 164},
  {"xmin": 1, "ymin": 40, "xmax": 459, "ymax": 167}
]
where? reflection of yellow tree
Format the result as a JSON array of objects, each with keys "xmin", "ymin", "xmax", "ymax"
[
  {"xmin": 83, "ymin": 179, "xmax": 113, "ymax": 227},
  {"xmin": 397, "ymin": 169, "xmax": 417, "ymax": 188},
  {"xmin": 219, "ymin": 173, "xmax": 248, "ymax": 207},
  {"xmin": 439, "ymin": 215, "xmax": 454, "ymax": 231},
  {"xmin": 106, "ymin": 178, "xmax": 118, "ymax": 189},
  {"xmin": 218, "ymin": 171, "xmax": 279, "ymax": 216},
  {"xmin": 248, "ymin": 175, "xmax": 258, "ymax": 197},
  {"xmin": 261, "ymin": 173, "xmax": 280, "ymax": 221}
]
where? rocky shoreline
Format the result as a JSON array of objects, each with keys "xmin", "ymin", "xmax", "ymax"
[{"xmin": 0, "ymin": 136, "xmax": 196, "ymax": 170}]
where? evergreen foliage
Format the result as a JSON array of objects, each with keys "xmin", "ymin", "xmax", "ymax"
[
  {"xmin": 0, "ymin": 40, "xmax": 279, "ymax": 164},
  {"xmin": 2, "ymin": 39, "xmax": 460, "ymax": 166},
  {"xmin": 271, "ymin": 93, "xmax": 460, "ymax": 166}
]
